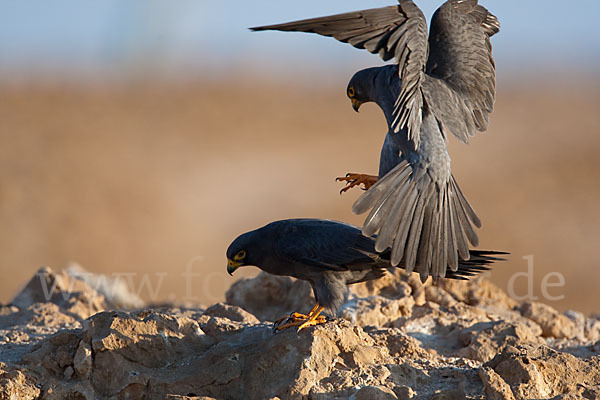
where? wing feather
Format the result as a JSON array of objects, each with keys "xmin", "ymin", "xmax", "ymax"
[
  {"xmin": 424, "ymin": 0, "xmax": 500, "ymax": 142},
  {"xmin": 251, "ymin": 1, "xmax": 429, "ymax": 146},
  {"xmin": 273, "ymin": 220, "xmax": 378, "ymax": 271}
]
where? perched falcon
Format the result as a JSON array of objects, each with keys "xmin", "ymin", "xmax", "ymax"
[
  {"xmin": 251, "ymin": 0, "xmax": 500, "ymax": 282},
  {"xmin": 226, "ymin": 219, "xmax": 506, "ymax": 331}
]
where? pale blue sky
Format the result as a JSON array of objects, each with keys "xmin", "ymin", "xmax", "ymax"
[{"xmin": 1, "ymin": 1, "xmax": 598, "ymax": 83}]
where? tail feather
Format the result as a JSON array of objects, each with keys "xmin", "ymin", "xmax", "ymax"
[
  {"xmin": 452, "ymin": 177, "xmax": 481, "ymax": 228},
  {"xmin": 363, "ymin": 182, "xmax": 403, "ymax": 237},
  {"xmin": 375, "ymin": 248, "xmax": 507, "ymax": 281},
  {"xmin": 444, "ymin": 250, "xmax": 508, "ymax": 280},
  {"xmin": 375, "ymin": 179, "xmax": 415, "ymax": 252},
  {"xmin": 446, "ymin": 188, "xmax": 459, "ymax": 271},
  {"xmin": 404, "ymin": 186, "xmax": 428, "ymax": 273},
  {"xmin": 449, "ymin": 185, "xmax": 471, "ymax": 260},
  {"xmin": 353, "ymin": 161, "xmax": 481, "ymax": 281},
  {"xmin": 389, "ymin": 187, "xmax": 419, "ymax": 264}
]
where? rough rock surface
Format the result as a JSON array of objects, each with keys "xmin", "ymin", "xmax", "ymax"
[{"xmin": 1, "ymin": 267, "xmax": 599, "ymax": 399}]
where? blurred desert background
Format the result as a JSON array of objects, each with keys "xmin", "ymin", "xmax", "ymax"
[{"xmin": 1, "ymin": 1, "xmax": 599, "ymax": 315}]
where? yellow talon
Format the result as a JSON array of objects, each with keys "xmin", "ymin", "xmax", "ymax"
[
  {"xmin": 274, "ymin": 303, "xmax": 327, "ymax": 332},
  {"xmin": 274, "ymin": 311, "xmax": 310, "ymax": 326},
  {"xmin": 276, "ymin": 315, "xmax": 327, "ymax": 331},
  {"xmin": 297, "ymin": 305, "xmax": 326, "ymax": 332}
]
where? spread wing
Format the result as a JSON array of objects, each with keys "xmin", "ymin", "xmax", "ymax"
[
  {"xmin": 424, "ymin": 0, "xmax": 499, "ymax": 143},
  {"xmin": 250, "ymin": 0, "xmax": 429, "ymax": 145}
]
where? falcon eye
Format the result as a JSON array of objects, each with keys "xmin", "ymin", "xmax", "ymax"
[
  {"xmin": 347, "ymin": 87, "xmax": 355, "ymax": 98},
  {"xmin": 234, "ymin": 250, "xmax": 246, "ymax": 261}
]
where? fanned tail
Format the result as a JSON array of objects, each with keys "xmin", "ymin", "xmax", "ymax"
[
  {"xmin": 444, "ymin": 250, "xmax": 508, "ymax": 280},
  {"xmin": 353, "ymin": 161, "xmax": 481, "ymax": 281}
]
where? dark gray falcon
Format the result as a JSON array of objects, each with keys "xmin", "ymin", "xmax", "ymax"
[
  {"xmin": 227, "ymin": 219, "xmax": 505, "ymax": 331},
  {"xmin": 251, "ymin": 0, "xmax": 500, "ymax": 282}
]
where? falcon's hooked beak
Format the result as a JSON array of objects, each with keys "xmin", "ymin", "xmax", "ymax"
[
  {"xmin": 227, "ymin": 259, "xmax": 242, "ymax": 275},
  {"xmin": 351, "ymin": 98, "xmax": 362, "ymax": 112}
]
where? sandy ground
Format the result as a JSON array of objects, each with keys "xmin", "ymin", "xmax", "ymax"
[{"xmin": 0, "ymin": 79, "xmax": 599, "ymax": 314}]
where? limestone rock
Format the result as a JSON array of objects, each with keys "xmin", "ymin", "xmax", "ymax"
[
  {"xmin": 339, "ymin": 295, "xmax": 414, "ymax": 328},
  {"xmin": 11, "ymin": 266, "xmax": 108, "ymax": 320},
  {"xmin": 198, "ymin": 304, "xmax": 260, "ymax": 341},
  {"xmin": 367, "ymin": 327, "xmax": 434, "ymax": 360},
  {"xmin": 353, "ymin": 385, "xmax": 398, "ymax": 400},
  {"xmin": 425, "ymin": 286, "xmax": 457, "ymax": 308},
  {"xmin": 458, "ymin": 320, "xmax": 543, "ymax": 362},
  {"xmin": 225, "ymin": 272, "xmax": 313, "ymax": 321},
  {"xmin": 350, "ymin": 268, "xmax": 412, "ymax": 300},
  {"xmin": 66, "ymin": 263, "xmax": 145, "ymax": 309},
  {"xmin": 202, "ymin": 302, "xmax": 259, "ymax": 324},
  {"xmin": 486, "ymin": 344, "xmax": 600, "ymax": 400},
  {"xmin": 436, "ymin": 278, "xmax": 500, "ymax": 310},
  {"xmin": 519, "ymin": 301, "xmax": 577, "ymax": 339},
  {"xmin": 73, "ymin": 340, "xmax": 92, "ymax": 378},
  {"xmin": 0, "ymin": 363, "xmax": 40, "ymax": 400},
  {"xmin": 406, "ymin": 274, "xmax": 427, "ymax": 306},
  {"xmin": 1, "ymin": 267, "xmax": 599, "ymax": 399},
  {"xmin": 478, "ymin": 367, "xmax": 515, "ymax": 400}
]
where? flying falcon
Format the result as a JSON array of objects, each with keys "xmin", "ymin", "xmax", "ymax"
[
  {"xmin": 227, "ymin": 219, "xmax": 506, "ymax": 331},
  {"xmin": 251, "ymin": 0, "xmax": 500, "ymax": 282}
]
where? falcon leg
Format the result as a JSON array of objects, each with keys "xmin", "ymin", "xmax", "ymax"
[
  {"xmin": 336, "ymin": 173, "xmax": 379, "ymax": 193},
  {"xmin": 306, "ymin": 303, "xmax": 320, "ymax": 317},
  {"xmin": 275, "ymin": 313, "xmax": 327, "ymax": 332},
  {"xmin": 274, "ymin": 312, "xmax": 309, "ymax": 326},
  {"xmin": 275, "ymin": 303, "xmax": 327, "ymax": 332},
  {"xmin": 274, "ymin": 303, "xmax": 320, "ymax": 326},
  {"xmin": 296, "ymin": 306, "xmax": 326, "ymax": 332}
]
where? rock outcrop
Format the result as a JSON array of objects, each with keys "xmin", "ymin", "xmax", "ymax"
[{"xmin": 1, "ymin": 267, "xmax": 599, "ymax": 399}]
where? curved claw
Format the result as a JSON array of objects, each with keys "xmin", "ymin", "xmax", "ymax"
[
  {"xmin": 336, "ymin": 173, "xmax": 379, "ymax": 194},
  {"xmin": 273, "ymin": 304, "xmax": 326, "ymax": 333},
  {"xmin": 275, "ymin": 315, "xmax": 327, "ymax": 332},
  {"xmin": 274, "ymin": 311, "xmax": 309, "ymax": 326}
]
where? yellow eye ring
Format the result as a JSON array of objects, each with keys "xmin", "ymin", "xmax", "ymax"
[
  {"xmin": 234, "ymin": 250, "xmax": 246, "ymax": 261},
  {"xmin": 347, "ymin": 87, "xmax": 355, "ymax": 98}
]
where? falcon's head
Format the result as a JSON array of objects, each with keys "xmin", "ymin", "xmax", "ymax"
[
  {"xmin": 226, "ymin": 238, "xmax": 250, "ymax": 275},
  {"xmin": 346, "ymin": 67, "xmax": 378, "ymax": 112},
  {"xmin": 226, "ymin": 229, "xmax": 263, "ymax": 275},
  {"xmin": 226, "ymin": 249, "xmax": 247, "ymax": 275}
]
